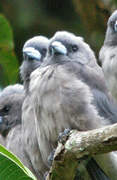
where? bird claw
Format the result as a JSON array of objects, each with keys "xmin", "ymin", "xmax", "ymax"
[
  {"xmin": 48, "ymin": 129, "xmax": 71, "ymax": 166},
  {"xmin": 48, "ymin": 149, "xmax": 56, "ymax": 166},
  {"xmin": 58, "ymin": 128, "xmax": 71, "ymax": 144}
]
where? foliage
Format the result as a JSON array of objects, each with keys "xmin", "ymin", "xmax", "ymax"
[
  {"xmin": 0, "ymin": 14, "xmax": 19, "ymax": 87},
  {"xmin": 0, "ymin": 144, "xmax": 37, "ymax": 180}
]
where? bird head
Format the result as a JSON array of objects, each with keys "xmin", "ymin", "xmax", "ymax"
[
  {"xmin": 20, "ymin": 36, "xmax": 49, "ymax": 90},
  {"xmin": 45, "ymin": 31, "xmax": 97, "ymax": 67},
  {"xmin": 105, "ymin": 10, "xmax": 117, "ymax": 45}
]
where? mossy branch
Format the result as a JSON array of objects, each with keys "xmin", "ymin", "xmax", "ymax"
[{"xmin": 47, "ymin": 123, "xmax": 117, "ymax": 180}]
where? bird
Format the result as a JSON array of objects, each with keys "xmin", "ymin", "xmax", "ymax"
[
  {"xmin": 29, "ymin": 31, "xmax": 117, "ymax": 180},
  {"xmin": 99, "ymin": 10, "xmax": 117, "ymax": 101},
  {"xmin": 20, "ymin": 36, "xmax": 50, "ymax": 179},
  {"xmin": 21, "ymin": 35, "xmax": 99, "ymax": 180},
  {"xmin": 0, "ymin": 84, "xmax": 24, "ymax": 140},
  {"xmin": 0, "ymin": 84, "xmax": 32, "ymax": 169}
]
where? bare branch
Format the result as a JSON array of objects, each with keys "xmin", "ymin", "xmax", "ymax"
[{"xmin": 47, "ymin": 123, "xmax": 117, "ymax": 180}]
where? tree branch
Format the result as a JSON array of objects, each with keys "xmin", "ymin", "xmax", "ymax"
[{"xmin": 46, "ymin": 123, "xmax": 117, "ymax": 180}]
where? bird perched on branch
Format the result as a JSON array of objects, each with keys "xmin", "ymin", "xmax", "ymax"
[
  {"xmin": 20, "ymin": 36, "xmax": 49, "ymax": 179},
  {"xmin": 21, "ymin": 35, "xmax": 97, "ymax": 180},
  {"xmin": 99, "ymin": 10, "xmax": 117, "ymax": 101},
  {"xmin": 30, "ymin": 31, "xmax": 117, "ymax": 180}
]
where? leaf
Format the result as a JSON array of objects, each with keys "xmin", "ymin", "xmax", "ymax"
[
  {"xmin": 0, "ymin": 144, "xmax": 37, "ymax": 180},
  {"xmin": 0, "ymin": 14, "xmax": 19, "ymax": 86}
]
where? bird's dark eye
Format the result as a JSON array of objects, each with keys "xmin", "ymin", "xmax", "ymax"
[
  {"xmin": 110, "ymin": 21, "xmax": 114, "ymax": 27},
  {"xmin": 41, "ymin": 48, "xmax": 47, "ymax": 55},
  {"xmin": 2, "ymin": 105, "xmax": 10, "ymax": 113},
  {"xmin": 72, "ymin": 45, "xmax": 78, "ymax": 52},
  {"xmin": 114, "ymin": 21, "xmax": 117, "ymax": 32}
]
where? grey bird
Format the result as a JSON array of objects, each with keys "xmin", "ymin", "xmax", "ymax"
[
  {"xmin": 99, "ymin": 10, "xmax": 117, "ymax": 100},
  {"xmin": 0, "ymin": 84, "xmax": 24, "ymax": 139},
  {"xmin": 29, "ymin": 31, "xmax": 117, "ymax": 180},
  {"xmin": 0, "ymin": 84, "xmax": 31, "ymax": 169},
  {"xmin": 20, "ymin": 36, "xmax": 49, "ymax": 179},
  {"xmin": 0, "ymin": 84, "xmax": 34, "ymax": 168}
]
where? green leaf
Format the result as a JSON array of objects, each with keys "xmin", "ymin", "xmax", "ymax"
[
  {"xmin": 0, "ymin": 144, "xmax": 37, "ymax": 180},
  {"xmin": 0, "ymin": 14, "xmax": 19, "ymax": 87}
]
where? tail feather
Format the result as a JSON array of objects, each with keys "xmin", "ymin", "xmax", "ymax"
[{"xmin": 86, "ymin": 158, "xmax": 110, "ymax": 180}]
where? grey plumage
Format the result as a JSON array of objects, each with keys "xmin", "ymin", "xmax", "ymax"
[
  {"xmin": 99, "ymin": 10, "xmax": 117, "ymax": 100},
  {"xmin": 0, "ymin": 84, "xmax": 24, "ymax": 138},
  {"xmin": 0, "ymin": 135, "xmax": 6, "ymax": 146},
  {"xmin": 21, "ymin": 36, "xmax": 49, "ymax": 179},
  {"xmin": 6, "ymin": 125, "xmax": 32, "ymax": 170},
  {"xmin": 29, "ymin": 31, "xmax": 117, "ymax": 179}
]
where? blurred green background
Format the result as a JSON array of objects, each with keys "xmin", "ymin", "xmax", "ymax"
[{"xmin": 0, "ymin": 0, "xmax": 117, "ymax": 87}]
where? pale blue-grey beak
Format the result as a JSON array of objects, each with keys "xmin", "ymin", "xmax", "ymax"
[
  {"xmin": 51, "ymin": 41, "xmax": 67, "ymax": 55},
  {"xmin": 0, "ymin": 116, "xmax": 3, "ymax": 124},
  {"xmin": 23, "ymin": 47, "xmax": 41, "ymax": 61}
]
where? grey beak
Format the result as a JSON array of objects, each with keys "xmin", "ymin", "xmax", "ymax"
[
  {"xmin": 51, "ymin": 41, "xmax": 67, "ymax": 55},
  {"xmin": 23, "ymin": 47, "xmax": 41, "ymax": 61},
  {"xmin": 0, "ymin": 116, "xmax": 3, "ymax": 124}
]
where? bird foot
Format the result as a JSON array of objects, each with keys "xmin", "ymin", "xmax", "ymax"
[
  {"xmin": 58, "ymin": 128, "xmax": 71, "ymax": 144},
  {"xmin": 48, "ymin": 149, "xmax": 56, "ymax": 166}
]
